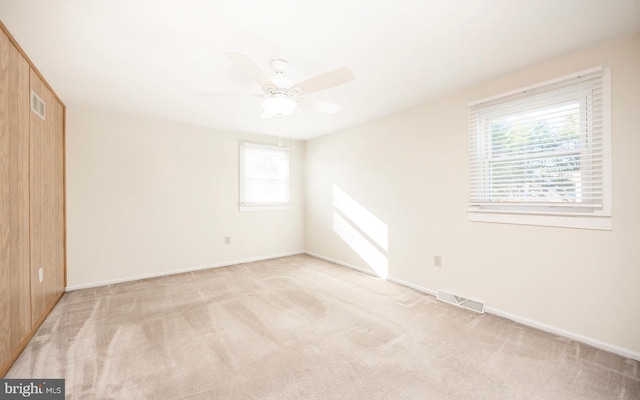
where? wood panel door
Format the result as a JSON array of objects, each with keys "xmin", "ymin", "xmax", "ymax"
[
  {"xmin": 29, "ymin": 71, "xmax": 65, "ymax": 323},
  {"xmin": 0, "ymin": 29, "xmax": 32, "ymax": 363}
]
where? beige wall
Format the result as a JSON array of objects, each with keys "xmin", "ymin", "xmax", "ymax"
[
  {"xmin": 305, "ymin": 34, "xmax": 640, "ymax": 356},
  {"xmin": 66, "ymin": 107, "xmax": 304, "ymax": 288}
]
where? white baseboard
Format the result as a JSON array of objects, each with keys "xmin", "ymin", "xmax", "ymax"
[
  {"xmin": 66, "ymin": 250, "xmax": 305, "ymax": 291},
  {"xmin": 386, "ymin": 276, "xmax": 438, "ymax": 297},
  {"xmin": 304, "ymin": 251, "xmax": 379, "ymax": 278},
  {"xmin": 305, "ymin": 252, "xmax": 640, "ymax": 362},
  {"xmin": 484, "ymin": 306, "xmax": 640, "ymax": 361}
]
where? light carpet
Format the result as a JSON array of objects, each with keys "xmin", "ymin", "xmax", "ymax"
[{"xmin": 6, "ymin": 255, "xmax": 640, "ymax": 399}]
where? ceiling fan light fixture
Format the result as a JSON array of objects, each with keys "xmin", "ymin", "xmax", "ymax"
[{"xmin": 262, "ymin": 95, "xmax": 297, "ymax": 116}]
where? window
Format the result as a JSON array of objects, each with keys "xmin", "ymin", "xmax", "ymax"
[
  {"xmin": 240, "ymin": 143, "xmax": 290, "ymax": 211},
  {"xmin": 468, "ymin": 67, "xmax": 611, "ymax": 230}
]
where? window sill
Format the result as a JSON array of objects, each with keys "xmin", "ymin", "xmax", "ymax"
[
  {"xmin": 468, "ymin": 210, "xmax": 612, "ymax": 230},
  {"xmin": 240, "ymin": 205, "xmax": 290, "ymax": 212}
]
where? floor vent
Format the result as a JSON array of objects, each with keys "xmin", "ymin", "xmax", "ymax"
[{"xmin": 436, "ymin": 290, "xmax": 485, "ymax": 314}]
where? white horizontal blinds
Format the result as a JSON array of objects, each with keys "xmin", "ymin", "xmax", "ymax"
[
  {"xmin": 469, "ymin": 68, "xmax": 605, "ymax": 212},
  {"xmin": 241, "ymin": 143, "xmax": 290, "ymax": 206}
]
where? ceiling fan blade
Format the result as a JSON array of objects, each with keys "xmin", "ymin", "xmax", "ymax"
[
  {"xmin": 291, "ymin": 67, "xmax": 354, "ymax": 95},
  {"xmin": 298, "ymin": 98, "xmax": 342, "ymax": 114},
  {"xmin": 260, "ymin": 111, "xmax": 275, "ymax": 119},
  {"xmin": 196, "ymin": 91, "xmax": 264, "ymax": 98},
  {"xmin": 224, "ymin": 52, "xmax": 274, "ymax": 89}
]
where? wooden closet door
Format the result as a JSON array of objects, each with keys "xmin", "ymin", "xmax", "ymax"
[
  {"xmin": 0, "ymin": 29, "xmax": 31, "ymax": 362},
  {"xmin": 29, "ymin": 71, "xmax": 65, "ymax": 322}
]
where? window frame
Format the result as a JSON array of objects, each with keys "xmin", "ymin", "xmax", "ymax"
[
  {"xmin": 467, "ymin": 67, "xmax": 611, "ymax": 230},
  {"xmin": 239, "ymin": 142, "xmax": 290, "ymax": 212}
]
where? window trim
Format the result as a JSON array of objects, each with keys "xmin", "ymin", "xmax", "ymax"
[
  {"xmin": 467, "ymin": 67, "xmax": 611, "ymax": 230},
  {"xmin": 239, "ymin": 142, "xmax": 290, "ymax": 212}
]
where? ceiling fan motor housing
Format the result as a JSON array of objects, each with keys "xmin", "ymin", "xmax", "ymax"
[{"xmin": 269, "ymin": 59, "xmax": 289, "ymax": 74}]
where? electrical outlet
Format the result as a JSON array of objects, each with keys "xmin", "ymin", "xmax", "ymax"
[
  {"xmin": 225, "ymin": 236, "xmax": 231, "ymax": 244},
  {"xmin": 38, "ymin": 267, "xmax": 43, "ymax": 283},
  {"xmin": 434, "ymin": 256, "xmax": 442, "ymax": 267}
]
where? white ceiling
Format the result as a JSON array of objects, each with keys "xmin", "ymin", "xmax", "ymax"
[{"xmin": 1, "ymin": 0, "xmax": 639, "ymax": 140}]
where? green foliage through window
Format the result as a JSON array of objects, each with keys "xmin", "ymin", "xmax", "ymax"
[{"xmin": 485, "ymin": 101, "xmax": 585, "ymax": 203}]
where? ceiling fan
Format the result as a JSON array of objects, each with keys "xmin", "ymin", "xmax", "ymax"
[{"xmin": 216, "ymin": 52, "xmax": 355, "ymax": 119}]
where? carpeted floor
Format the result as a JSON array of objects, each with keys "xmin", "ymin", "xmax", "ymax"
[{"xmin": 6, "ymin": 255, "xmax": 640, "ymax": 399}]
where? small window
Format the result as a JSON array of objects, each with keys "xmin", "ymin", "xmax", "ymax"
[
  {"xmin": 240, "ymin": 143, "xmax": 290, "ymax": 211},
  {"xmin": 468, "ymin": 67, "xmax": 611, "ymax": 230}
]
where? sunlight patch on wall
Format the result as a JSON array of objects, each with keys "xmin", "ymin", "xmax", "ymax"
[
  {"xmin": 332, "ymin": 185, "xmax": 388, "ymax": 278},
  {"xmin": 333, "ymin": 186, "xmax": 388, "ymax": 251}
]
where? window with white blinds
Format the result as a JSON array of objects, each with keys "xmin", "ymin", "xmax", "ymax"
[
  {"xmin": 240, "ymin": 143, "xmax": 290, "ymax": 210},
  {"xmin": 468, "ymin": 67, "xmax": 611, "ymax": 230}
]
